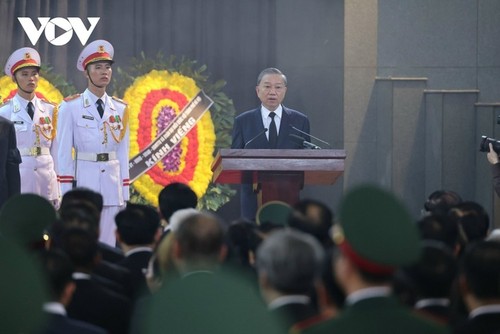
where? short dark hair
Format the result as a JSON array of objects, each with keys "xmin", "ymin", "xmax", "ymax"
[
  {"xmin": 416, "ymin": 214, "xmax": 458, "ymax": 251},
  {"xmin": 424, "ymin": 190, "xmax": 462, "ymax": 216},
  {"xmin": 402, "ymin": 244, "xmax": 457, "ymax": 299},
  {"xmin": 449, "ymin": 201, "xmax": 490, "ymax": 244},
  {"xmin": 256, "ymin": 68, "xmax": 287, "ymax": 86},
  {"xmin": 158, "ymin": 183, "xmax": 198, "ymax": 221},
  {"xmin": 462, "ymin": 241, "xmax": 500, "ymax": 299},
  {"xmin": 289, "ymin": 199, "xmax": 334, "ymax": 246},
  {"xmin": 61, "ymin": 187, "xmax": 104, "ymax": 213},
  {"xmin": 38, "ymin": 249, "xmax": 74, "ymax": 300},
  {"xmin": 61, "ymin": 228, "xmax": 99, "ymax": 269},
  {"xmin": 115, "ymin": 203, "xmax": 160, "ymax": 245}
]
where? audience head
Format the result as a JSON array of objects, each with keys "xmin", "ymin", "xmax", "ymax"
[
  {"xmin": 416, "ymin": 214, "xmax": 459, "ymax": 253},
  {"xmin": 115, "ymin": 203, "xmax": 161, "ymax": 246},
  {"xmin": 50, "ymin": 200, "xmax": 101, "ymax": 251},
  {"xmin": 460, "ymin": 241, "xmax": 500, "ymax": 305},
  {"xmin": 449, "ymin": 201, "xmax": 490, "ymax": 245},
  {"xmin": 168, "ymin": 208, "xmax": 199, "ymax": 233},
  {"xmin": 256, "ymin": 228, "xmax": 324, "ymax": 296},
  {"xmin": 158, "ymin": 182, "xmax": 198, "ymax": 222},
  {"xmin": 225, "ymin": 219, "xmax": 262, "ymax": 269},
  {"xmin": 172, "ymin": 211, "xmax": 226, "ymax": 273},
  {"xmin": 289, "ymin": 199, "xmax": 334, "ymax": 247},
  {"xmin": 60, "ymin": 228, "xmax": 99, "ymax": 271},
  {"xmin": 60, "ymin": 187, "xmax": 104, "ymax": 213},
  {"xmin": 38, "ymin": 249, "xmax": 75, "ymax": 304},
  {"xmin": 423, "ymin": 190, "xmax": 462, "ymax": 216},
  {"xmin": 402, "ymin": 242, "xmax": 458, "ymax": 300}
]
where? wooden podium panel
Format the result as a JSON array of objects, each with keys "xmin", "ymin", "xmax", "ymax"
[{"xmin": 211, "ymin": 149, "xmax": 346, "ymax": 206}]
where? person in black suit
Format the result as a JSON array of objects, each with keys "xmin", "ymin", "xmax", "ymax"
[
  {"xmin": 62, "ymin": 228, "xmax": 132, "ymax": 334},
  {"xmin": 115, "ymin": 203, "xmax": 161, "ymax": 300},
  {"xmin": 0, "ymin": 115, "xmax": 21, "ymax": 209},
  {"xmin": 60, "ymin": 187, "xmax": 125, "ymax": 262},
  {"xmin": 256, "ymin": 228, "xmax": 326, "ymax": 332},
  {"xmin": 455, "ymin": 241, "xmax": 500, "ymax": 334},
  {"xmin": 231, "ymin": 68, "xmax": 311, "ymax": 220},
  {"xmin": 395, "ymin": 243, "xmax": 458, "ymax": 325},
  {"xmin": 38, "ymin": 249, "xmax": 107, "ymax": 334}
]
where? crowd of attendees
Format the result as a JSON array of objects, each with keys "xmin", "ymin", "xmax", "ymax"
[{"xmin": 1, "ymin": 184, "xmax": 500, "ymax": 334}]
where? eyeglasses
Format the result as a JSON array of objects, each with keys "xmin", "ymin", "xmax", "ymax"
[{"xmin": 260, "ymin": 84, "xmax": 286, "ymax": 92}]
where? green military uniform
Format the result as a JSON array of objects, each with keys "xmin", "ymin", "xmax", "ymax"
[{"xmin": 302, "ymin": 185, "xmax": 448, "ymax": 334}]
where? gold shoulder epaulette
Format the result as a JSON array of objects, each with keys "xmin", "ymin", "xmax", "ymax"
[
  {"xmin": 0, "ymin": 99, "xmax": 12, "ymax": 108},
  {"xmin": 111, "ymin": 96, "xmax": 128, "ymax": 105},
  {"xmin": 40, "ymin": 97, "xmax": 57, "ymax": 106},
  {"xmin": 64, "ymin": 94, "xmax": 81, "ymax": 102}
]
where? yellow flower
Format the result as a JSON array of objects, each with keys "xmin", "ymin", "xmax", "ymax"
[
  {"xmin": 124, "ymin": 70, "xmax": 216, "ymax": 206},
  {"xmin": 0, "ymin": 75, "xmax": 63, "ymax": 104}
]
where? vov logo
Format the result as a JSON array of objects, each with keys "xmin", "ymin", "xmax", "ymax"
[{"xmin": 18, "ymin": 17, "xmax": 100, "ymax": 46}]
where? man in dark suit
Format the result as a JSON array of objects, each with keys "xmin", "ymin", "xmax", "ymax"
[
  {"xmin": 455, "ymin": 241, "xmax": 500, "ymax": 334},
  {"xmin": 62, "ymin": 228, "xmax": 132, "ymax": 334},
  {"xmin": 231, "ymin": 68, "xmax": 311, "ymax": 220},
  {"xmin": 115, "ymin": 203, "xmax": 161, "ymax": 300},
  {"xmin": 39, "ymin": 249, "xmax": 107, "ymax": 334},
  {"xmin": 0, "ymin": 115, "xmax": 21, "ymax": 209}
]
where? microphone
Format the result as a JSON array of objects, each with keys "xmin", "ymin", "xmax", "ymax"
[
  {"xmin": 289, "ymin": 134, "xmax": 321, "ymax": 150},
  {"xmin": 289, "ymin": 125, "xmax": 331, "ymax": 148},
  {"xmin": 244, "ymin": 128, "xmax": 268, "ymax": 148}
]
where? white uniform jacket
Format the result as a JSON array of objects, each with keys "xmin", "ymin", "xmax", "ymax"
[
  {"xmin": 0, "ymin": 94, "xmax": 59, "ymax": 200},
  {"xmin": 55, "ymin": 89, "xmax": 130, "ymax": 205}
]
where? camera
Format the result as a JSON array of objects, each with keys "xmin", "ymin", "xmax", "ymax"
[{"xmin": 479, "ymin": 135, "xmax": 500, "ymax": 153}]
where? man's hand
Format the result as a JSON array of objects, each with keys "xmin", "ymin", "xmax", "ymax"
[{"xmin": 487, "ymin": 143, "xmax": 499, "ymax": 165}]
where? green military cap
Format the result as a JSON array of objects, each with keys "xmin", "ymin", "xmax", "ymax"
[
  {"xmin": 332, "ymin": 185, "xmax": 420, "ymax": 275},
  {"xmin": 256, "ymin": 200, "xmax": 292, "ymax": 226},
  {"xmin": 0, "ymin": 193, "xmax": 56, "ymax": 245}
]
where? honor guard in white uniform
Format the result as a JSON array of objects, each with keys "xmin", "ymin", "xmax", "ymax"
[
  {"xmin": 0, "ymin": 47, "xmax": 60, "ymax": 207},
  {"xmin": 56, "ymin": 40, "xmax": 130, "ymax": 246}
]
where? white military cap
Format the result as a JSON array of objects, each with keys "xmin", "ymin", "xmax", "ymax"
[
  {"xmin": 4, "ymin": 47, "xmax": 41, "ymax": 77},
  {"xmin": 77, "ymin": 39, "xmax": 114, "ymax": 71}
]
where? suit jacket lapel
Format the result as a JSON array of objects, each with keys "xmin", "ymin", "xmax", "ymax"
[
  {"xmin": 277, "ymin": 106, "xmax": 291, "ymax": 148},
  {"xmin": 254, "ymin": 107, "xmax": 270, "ymax": 148}
]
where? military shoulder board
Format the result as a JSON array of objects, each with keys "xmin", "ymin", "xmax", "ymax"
[
  {"xmin": 0, "ymin": 99, "xmax": 12, "ymax": 108},
  {"xmin": 64, "ymin": 94, "xmax": 81, "ymax": 102},
  {"xmin": 40, "ymin": 98, "xmax": 57, "ymax": 106},
  {"xmin": 111, "ymin": 96, "xmax": 128, "ymax": 105}
]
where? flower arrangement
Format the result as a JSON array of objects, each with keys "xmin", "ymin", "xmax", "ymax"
[
  {"xmin": 114, "ymin": 53, "xmax": 236, "ymax": 210},
  {"xmin": 123, "ymin": 69, "xmax": 216, "ymax": 206}
]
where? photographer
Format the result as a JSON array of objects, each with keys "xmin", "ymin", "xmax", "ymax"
[{"xmin": 487, "ymin": 143, "xmax": 500, "ymax": 197}]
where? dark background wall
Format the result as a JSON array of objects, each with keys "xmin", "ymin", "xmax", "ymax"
[{"xmin": 2, "ymin": 0, "xmax": 500, "ymax": 225}]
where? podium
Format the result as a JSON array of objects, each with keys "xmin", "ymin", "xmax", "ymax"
[{"xmin": 211, "ymin": 149, "xmax": 346, "ymax": 207}]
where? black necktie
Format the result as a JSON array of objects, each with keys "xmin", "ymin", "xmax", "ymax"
[
  {"xmin": 268, "ymin": 112, "xmax": 278, "ymax": 148},
  {"xmin": 27, "ymin": 102, "xmax": 34, "ymax": 120},
  {"xmin": 96, "ymin": 99, "xmax": 104, "ymax": 118}
]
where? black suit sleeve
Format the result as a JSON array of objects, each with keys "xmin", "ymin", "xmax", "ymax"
[
  {"xmin": 231, "ymin": 116, "xmax": 245, "ymax": 149},
  {"xmin": 6, "ymin": 121, "xmax": 21, "ymax": 198}
]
